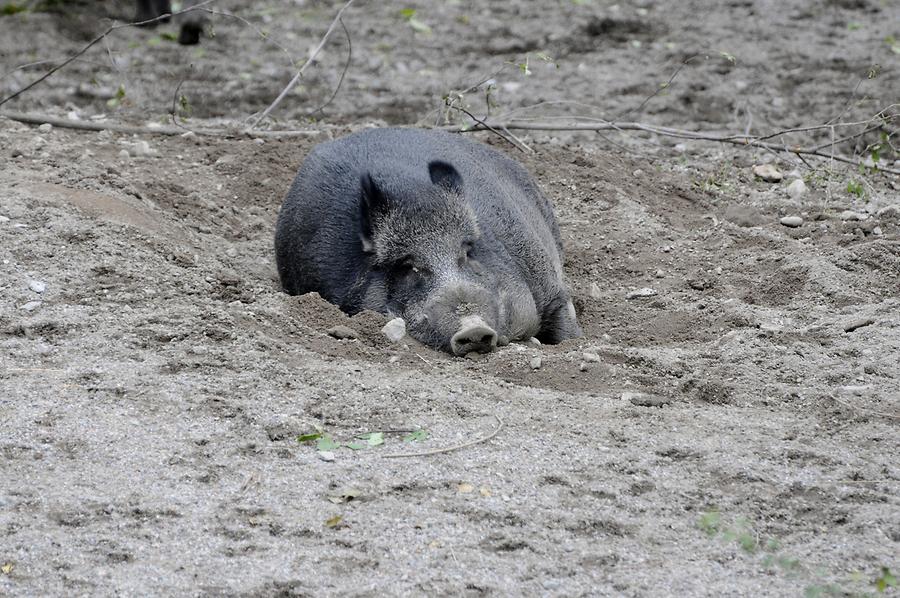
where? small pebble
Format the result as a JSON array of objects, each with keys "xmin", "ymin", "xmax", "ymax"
[
  {"xmin": 752, "ymin": 164, "xmax": 783, "ymax": 182},
  {"xmin": 655, "ymin": 269, "xmax": 665, "ymax": 278},
  {"xmin": 785, "ymin": 179, "xmax": 807, "ymax": 198},
  {"xmin": 842, "ymin": 317, "xmax": 874, "ymax": 333},
  {"xmin": 589, "ymin": 282, "xmax": 602, "ymax": 299},
  {"xmin": 528, "ymin": 337, "xmax": 541, "ymax": 346},
  {"xmin": 327, "ymin": 325, "xmax": 359, "ymax": 340},
  {"xmin": 529, "ymin": 356, "xmax": 542, "ymax": 370},
  {"xmin": 382, "ymin": 317, "xmax": 406, "ymax": 342},
  {"xmin": 780, "ymin": 215, "xmax": 803, "ymax": 228},
  {"xmin": 582, "ymin": 351, "xmax": 600, "ymax": 363},
  {"xmin": 872, "ymin": 226, "xmax": 882, "ymax": 236},
  {"xmin": 118, "ymin": 149, "xmax": 130, "ymax": 160},
  {"xmin": 840, "ymin": 210, "xmax": 866, "ymax": 221},
  {"xmin": 37, "ymin": 123, "xmax": 52, "ymax": 133},
  {"xmin": 837, "ymin": 385, "xmax": 869, "ymax": 397},
  {"xmin": 11, "ymin": 148, "xmax": 23, "ymax": 158},
  {"xmin": 0, "ymin": 215, "xmax": 9, "ymax": 223},
  {"xmin": 21, "ymin": 300, "xmax": 42, "ymax": 311},
  {"xmin": 388, "ymin": 355, "xmax": 400, "ymax": 363},
  {"xmin": 28, "ymin": 280, "xmax": 47, "ymax": 294},
  {"xmin": 626, "ymin": 287, "xmax": 657, "ymax": 299},
  {"xmin": 132, "ymin": 140, "xmax": 155, "ymax": 157},
  {"xmin": 625, "ymin": 392, "xmax": 671, "ymax": 407},
  {"xmin": 318, "ymin": 451, "xmax": 336, "ymax": 462},
  {"xmin": 225, "ymin": 247, "xmax": 238, "ymax": 257},
  {"xmin": 579, "ymin": 361, "xmax": 589, "ymax": 372}
]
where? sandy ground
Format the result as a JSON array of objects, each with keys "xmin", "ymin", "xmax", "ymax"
[{"xmin": 1, "ymin": 1, "xmax": 899, "ymax": 596}]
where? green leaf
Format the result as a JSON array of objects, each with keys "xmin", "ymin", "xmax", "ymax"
[
  {"xmin": 160, "ymin": 31, "xmax": 177, "ymax": 42},
  {"xmin": 846, "ymin": 180, "xmax": 864, "ymax": 197},
  {"xmin": 346, "ymin": 442, "xmax": 367, "ymax": 450},
  {"xmin": 804, "ymin": 586, "xmax": 824, "ymax": 598},
  {"xmin": 403, "ymin": 429, "xmax": 428, "ymax": 442},
  {"xmin": 737, "ymin": 532, "xmax": 756, "ymax": 553},
  {"xmin": 1, "ymin": 3, "xmax": 27, "ymax": 15},
  {"xmin": 316, "ymin": 435, "xmax": 340, "ymax": 451},
  {"xmin": 324, "ymin": 514, "xmax": 342, "ymax": 528},
  {"xmin": 366, "ymin": 432, "xmax": 384, "ymax": 447},
  {"xmin": 698, "ymin": 511, "xmax": 721, "ymax": 536},
  {"xmin": 297, "ymin": 432, "xmax": 322, "ymax": 443},
  {"xmin": 847, "ymin": 22, "xmax": 862, "ymax": 31},
  {"xmin": 408, "ymin": 17, "xmax": 432, "ymax": 34},
  {"xmin": 876, "ymin": 567, "xmax": 897, "ymax": 592},
  {"xmin": 718, "ymin": 50, "xmax": 736, "ymax": 64},
  {"xmin": 399, "ymin": 8, "xmax": 416, "ymax": 19}
]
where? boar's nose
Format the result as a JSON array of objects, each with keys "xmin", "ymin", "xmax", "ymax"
[{"xmin": 451, "ymin": 316, "xmax": 498, "ymax": 356}]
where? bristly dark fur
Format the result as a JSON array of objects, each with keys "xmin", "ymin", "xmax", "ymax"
[{"xmin": 274, "ymin": 128, "xmax": 582, "ymax": 352}]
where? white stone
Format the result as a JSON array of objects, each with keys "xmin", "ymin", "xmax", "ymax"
[
  {"xmin": 381, "ymin": 317, "xmax": 407, "ymax": 342},
  {"xmin": 21, "ymin": 300, "xmax": 42, "ymax": 311},
  {"xmin": 626, "ymin": 287, "xmax": 657, "ymax": 299},
  {"xmin": 28, "ymin": 280, "xmax": 47, "ymax": 293},
  {"xmin": 840, "ymin": 210, "xmax": 867, "ymax": 221},
  {"xmin": 37, "ymin": 123, "xmax": 52, "ymax": 133},
  {"xmin": 786, "ymin": 179, "xmax": 807, "ymax": 198},
  {"xmin": 780, "ymin": 216, "xmax": 803, "ymax": 228},
  {"xmin": 752, "ymin": 164, "xmax": 783, "ymax": 182}
]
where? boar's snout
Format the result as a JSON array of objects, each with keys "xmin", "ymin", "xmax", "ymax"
[{"xmin": 451, "ymin": 316, "xmax": 498, "ymax": 356}]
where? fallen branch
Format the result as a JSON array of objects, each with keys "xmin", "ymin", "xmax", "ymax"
[
  {"xmin": 246, "ymin": 0, "xmax": 355, "ymax": 130},
  {"xmin": 442, "ymin": 113, "xmax": 900, "ymax": 176},
  {"xmin": 382, "ymin": 415, "xmax": 503, "ymax": 458},
  {"xmin": 0, "ymin": 110, "xmax": 319, "ymax": 138},
  {"xmin": 0, "ymin": 0, "xmax": 217, "ymax": 108}
]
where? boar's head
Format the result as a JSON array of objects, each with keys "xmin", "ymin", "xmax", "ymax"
[{"xmin": 359, "ymin": 161, "xmax": 503, "ymax": 356}]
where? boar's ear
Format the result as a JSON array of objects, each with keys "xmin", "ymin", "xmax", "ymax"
[
  {"xmin": 428, "ymin": 161, "xmax": 462, "ymax": 195},
  {"xmin": 359, "ymin": 172, "xmax": 387, "ymax": 254}
]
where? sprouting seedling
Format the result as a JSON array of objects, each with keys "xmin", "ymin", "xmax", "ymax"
[
  {"xmin": 399, "ymin": 8, "xmax": 432, "ymax": 34},
  {"xmin": 106, "ymin": 84, "xmax": 126, "ymax": 108}
]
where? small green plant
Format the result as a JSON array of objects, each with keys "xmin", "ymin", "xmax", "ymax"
[
  {"xmin": 1, "ymin": 2, "xmax": 27, "ymax": 15},
  {"xmin": 399, "ymin": 8, "xmax": 431, "ymax": 34},
  {"xmin": 885, "ymin": 35, "xmax": 900, "ymax": 55},
  {"xmin": 106, "ymin": 84, "xmax": 126, "ymax": 108},
  {"xmin": 298, "ymin": 428, "xmax": 427, "ymax": 452},
  {"xmin": 846, "ymin": 180, "xmax": 865, "ymax": 197},
  {"xmin": 875, "ymin": 567, "xmax": 897, "ymax": 592},
  {"xmin": 699, "ymin": 510, "xmax": 897, "ymax": 596}
]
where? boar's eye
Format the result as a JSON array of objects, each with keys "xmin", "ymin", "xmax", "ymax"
[
  {"xmin": 397, "ymin": 256, "xmax": 427, "ymax": 279},
  {"xmin": 460, "ymin": 241, "xmax": 475, "ymax": 263}
]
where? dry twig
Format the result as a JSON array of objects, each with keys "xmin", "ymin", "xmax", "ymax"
[
  {"xmin": 0, "ymin": 110, "xmax": 318, "ymax": 137},
  {"xmin": 246, "ymin": 0, "xmax": 355, "ymax": 129},
  {"xmin": 0, "ymin": 0, "xmax": 217, "ymax": 108},
  {"xmin": 442, "ymin": 109, "xmax": 900, "ymax": 175},
  {"xmin": 382, "ymin": 415, "xmax": 503, "ymax": 458}
]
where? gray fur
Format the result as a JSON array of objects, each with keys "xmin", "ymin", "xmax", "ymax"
[{"xmin": 275, "ymin": 128, "xmax": 582, "ymax": 353}]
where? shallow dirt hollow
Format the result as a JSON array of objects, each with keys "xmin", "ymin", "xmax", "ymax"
[{"xmin": 1, "ymin": 0, "xmax": 899, "ymax": 596}]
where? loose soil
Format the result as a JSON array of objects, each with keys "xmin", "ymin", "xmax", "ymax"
[{"xmin": 1, "ymin": 1, "xmax": 898, "ymax": 596}]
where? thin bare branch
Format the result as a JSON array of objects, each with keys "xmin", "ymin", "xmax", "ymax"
[
  {"xmin": 305, "ymin": 15, "xmax": 352, "ymax": 117},
  {"xmin": 442, "ymin": 113, "xmax": 900, "ymax": 175},
  {"xmin": 245, "ymin": 0, "xmax": 355, "ymax": 130},
  {"xmin": 0, "ymin": 110, "xmax": 318, "ymax": 138},
  {"xmin": 0, "ymin": 0, "xmax": 217, "ymax": 108},
  {"xmin": 382, "ymin": 416, "xmax": 504, "ymax": 458}
]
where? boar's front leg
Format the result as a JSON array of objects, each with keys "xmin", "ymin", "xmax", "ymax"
[{"xmin": 538, "ymin": 295, "xmax": 583, "ymax": 344}]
